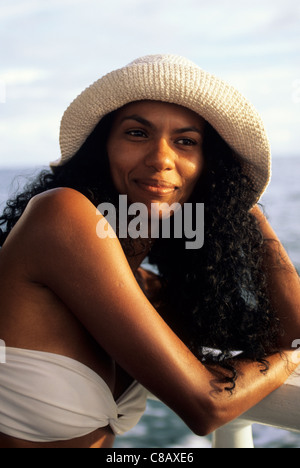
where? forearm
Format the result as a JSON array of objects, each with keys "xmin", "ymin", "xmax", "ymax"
[
  {"xmin": 251, "ymin": 205, "xmax": 300, "ymax": 347},
  {"xmin": 204, "ymin": 349, "xmax": 298, "ymax": 434}
]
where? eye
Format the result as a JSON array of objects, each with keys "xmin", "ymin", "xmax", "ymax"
[
  {"xmin": 176, "ymin": 138, "xmax": 197, "ymax": 146},
  {"xmin": 126, "ymin": 129, "xmax": 148, "ymax": 138}
]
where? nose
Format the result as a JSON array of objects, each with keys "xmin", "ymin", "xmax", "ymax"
[{"xmin": 144, "ymin": 138, "xmax": 176, "ymax": 172}]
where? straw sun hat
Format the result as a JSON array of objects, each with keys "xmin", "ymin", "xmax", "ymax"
[{"xmin": 53, "ymin": 54, "xmax": 271, "ymax": 204}]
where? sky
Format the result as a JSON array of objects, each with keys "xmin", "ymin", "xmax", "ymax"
[{"xmin": 0, "ymin": 0, "xmax": 299, "ymax": 167}]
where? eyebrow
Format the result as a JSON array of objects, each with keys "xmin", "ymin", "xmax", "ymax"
[
  {"xmin": 120, "ymin": 115, "xmax": 203, "ymax": 135},
  {"xmin": 120, "ymin": 115, "xmax": 155, "ymax": 129},
  {"xmin": 173, "ymin": 126, "xmax": 203, "ymax": 136}
]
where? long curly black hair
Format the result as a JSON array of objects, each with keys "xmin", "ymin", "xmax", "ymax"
[{"xmin": 0, "ymin": 111, "xmax": 281, "ymax": 390}]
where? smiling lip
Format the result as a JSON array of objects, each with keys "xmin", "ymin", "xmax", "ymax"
[{"xmin": 135, "ymin": 179, "xmax": 178, "ymax": 195}]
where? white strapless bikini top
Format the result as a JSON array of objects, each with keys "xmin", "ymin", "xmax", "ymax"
[{"xmin": 0, "ymin": 348, "xmax": 149, "ymax": 442}]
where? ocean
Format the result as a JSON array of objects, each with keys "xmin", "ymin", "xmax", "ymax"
[{"xmin": 0, "ymin": 157, "xmax": 300, "ymax": 448}]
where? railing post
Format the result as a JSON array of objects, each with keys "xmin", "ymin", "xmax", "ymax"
[
  {"xmin": 212, "ymin": 419, "xmax": 254, "ymax": 448},
  {"xmin": 0, "ymin": 339, "xmax": 6, "ymax": 364}
]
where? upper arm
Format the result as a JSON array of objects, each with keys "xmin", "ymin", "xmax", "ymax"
[
  {"xmin": 251, "ymin": 204, "xmax": 300, "ymax": 346},
  {"xmin": 17, "ymin": 188, "xmax": 212, "ymax": 430}
]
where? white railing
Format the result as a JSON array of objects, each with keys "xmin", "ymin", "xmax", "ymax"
[{"xmin": 212, "ymin": 369, "xmax": 300, "ymax": 448}]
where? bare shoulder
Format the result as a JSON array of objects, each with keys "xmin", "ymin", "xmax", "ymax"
[
  {"xmin": 14, "ymin": 187, "xmax": 95, "ymax": 242},
  {"xmin": 30, "ymin": 186, "xmax": 91, "ymax": 204},
  {"xmin": 20, "ymin": 187, "xmax": 120, "ymax": 251},
  {"xmin": 1, "ymin": 188, "xmax": 92, "ymax": 263},
  {"xmin": 11, "ymin": 187, "xmax": 127, "ymax": 287},
  {"xmin": 25, "ymin": 187, "xmax": 98, "ymax": 223}
]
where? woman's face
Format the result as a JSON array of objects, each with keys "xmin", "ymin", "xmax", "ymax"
[{"xmin": 107, "ymin": 101, "xmax": 206, "ymax": 213}]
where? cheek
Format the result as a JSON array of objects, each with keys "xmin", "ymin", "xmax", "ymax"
[
  {"xmin": 107, "ymin": 142, "xmax": 141, "ymax": 195},
  {"xmin": 107, "ymin": 140, "xmax": 120, "ymax": 167},
  {"xmin": 182, "ymin": 155, "xmax": 205, "ymax": 186},
  {"xmin": 107, "ymin": 143, "xmax": 124, "ymax": 190},
  {"xmin": 107, "ymin": 139, "xmax": 137, "ymax": 170},
  {"xmin": 107, "ymin": 141, "xmax": 127, "ymax": 174},
  {"xmin": 177, "ymin": 155, "xmax": 205, "ymax": 203}
]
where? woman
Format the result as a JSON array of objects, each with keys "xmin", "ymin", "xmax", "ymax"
[{"xmin": 0, "ymin": 54, "xmax": 299, "ymax": 449}]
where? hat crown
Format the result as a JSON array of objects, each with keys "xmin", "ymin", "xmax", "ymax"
[{"xmin": 127, "ymin": 54, "xmax": 197, "ymax": 68}]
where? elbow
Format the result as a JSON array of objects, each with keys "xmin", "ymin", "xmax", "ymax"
[
  {"xmin": 188, "ymin": 399, "xmax": 229, "ymax": 437},
  {"xmin": 191, "ymin": 419, "xmax": 219, "ymax": 438},
  {"xmin": 186, "ymin": 403, "xmax": 216, "ymax": 437},
  {"xmin": 191, "ymin": 424, "xmax": 214, "ymax": 438}
]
